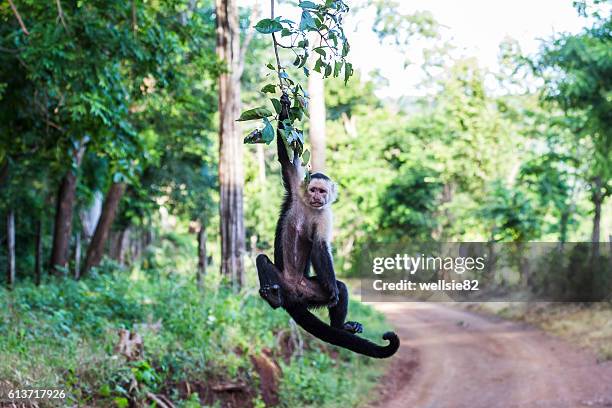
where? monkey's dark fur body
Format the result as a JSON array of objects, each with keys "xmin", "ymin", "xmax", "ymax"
[{"xmin": 256, "ymin": 93, "xmax": 399, "ymax": 359}]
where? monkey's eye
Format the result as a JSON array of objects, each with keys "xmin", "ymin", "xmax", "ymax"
[{"xmin": 309, "ymin": 187, "xmax": 316, "ymax": 193}]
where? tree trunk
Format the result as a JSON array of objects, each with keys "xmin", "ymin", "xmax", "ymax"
[
  {"xmin": 118, "ymin": 227, "xmax": 130, "ymax": 265},
  {"xmin": 308, "ymin": 69, "xmax": 326, "ymax": 172},
  {"xmin": 82, "ymin": 182, "xmax": 126, "ymax": 275},
  {"xmin": 6, "ymin": 210, "xmax": 15, "ymax": 288},
  {"xmin": 74, "ymin": 231, "xmax": 81, "ymax": 279},
  {"xmin": 197, "ymin": 224, "xmax": 207, "ymax": 290},
  {"xmin": 50, "ymin": 173, "xmax": 78, "ymax": 274},
  {"xmin": 0, "ymin": 160, "xmax": 8, "ymax": 187},
  {"xmin": 35, "ymin": 218, "xmax": 43, "ymax": 285},
  {"xmin": 591, "ymin": 176, "xmax": 602, "ymax": 259},
  {"xmin": 518, "ymin": 242, "xmax": 531, "ymax": 288},
  {"xmin": 50, "ymin": 140, "xmax": 87, "ymax": 274},
  {"xmin": 433, "ymin": 182, "xmax": 454, "ymax": 240},
  {"xmin": 216, "ymin": 0, "xmax": 245, "ymax": 289},
  {"xmin": 559, "ymin": 210, "xmax": 569, "ymax": 251}
]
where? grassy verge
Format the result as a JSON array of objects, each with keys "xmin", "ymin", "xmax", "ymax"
[
  {"xmin": 468, "ymin": 302, "xmax": 612, "ymax": 361},
  {"xmin": 0, "ymin": 251, "xmax": 389, "ymax": 407}
]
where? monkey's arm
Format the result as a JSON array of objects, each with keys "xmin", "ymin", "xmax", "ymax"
[
  {"xmin": 310, "ymin": 240, "xmax": 339, "ymax": 305},
  {"xmin": 277, "ymin": 93, "xmax": 302, "ymax": 195}
]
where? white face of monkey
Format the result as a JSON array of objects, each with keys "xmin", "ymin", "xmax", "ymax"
[{"xmin": 304, "ymin": 177, "xmax": 337, "ymax": 209}]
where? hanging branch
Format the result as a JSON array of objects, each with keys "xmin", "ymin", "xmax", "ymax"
[
  {"xmin": 7, "ymin": 0, "xmax": 29, "ymax": 36},
  {"xmin": 55, "ymin": 0, "xmax": 68, "ymax": 32},
  {"xmin": 239, "ymin": 0, "xmax": 352, "ymax": 157},
  {"xmin": 270, "ymin": 0, "xmax": 284, "ymax": 90},
  {"xmin": 131, "ymin": 0, "xmax": 137, "ymax": 36}
]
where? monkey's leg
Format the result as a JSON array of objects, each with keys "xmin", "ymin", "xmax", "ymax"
[
  {"xmin": 256, "ymin": 254, "xmax": 284, "ymax": 309},
  {"xmin": 257, "ymin": 255, "xmax": 330, "ymax": 309},
  {"xmin": 329, "ymin": 280, "xmax": 363, "ymax": 334}
]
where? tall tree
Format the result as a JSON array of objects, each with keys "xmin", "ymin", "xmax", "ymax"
[
  {"xmin": 535, "ymin": 5, "xmax": 611, "ymax": 255},
  {"xmin": 197, "ymin": 224, "xmax": 207, "ymax": 290},
  {"xmin": 50, "ymin": 139, "xmax": 87, "ymax": 273},
  {"xmin": 216, "ymin": 0, "xmax": 247, "ymax": 287},
  {"xmin": 82, "ymin": 182, "xmax": 126, "ymax": 275}
]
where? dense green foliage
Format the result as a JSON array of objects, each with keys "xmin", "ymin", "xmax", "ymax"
[
  {"xmin": 0, "ymin": 236, "xmax": 386, "ymax": 407},
  {"xmin": 0, "ymin": 0, "xmax": 220, "ymax": 276},
  {"xmin": 243, "ymin": 0, "xmax": 353, "ymax": 163}
]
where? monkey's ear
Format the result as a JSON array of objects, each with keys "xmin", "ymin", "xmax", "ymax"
[{"xmin": 329, "ymin": 181, "xmax": 338, "ymax": 204}]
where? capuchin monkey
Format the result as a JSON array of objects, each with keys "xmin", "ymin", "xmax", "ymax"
[{"xmin": 256, "ymin": 93, "xmax": 399, "ymax": 359}]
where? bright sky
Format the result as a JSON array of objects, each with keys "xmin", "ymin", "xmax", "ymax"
[
  {"xmin": 252, "ymin": 0, "xmax": 594, "ymax": 98},
  {"xmin": 348, "ymin": 0, "xmax": 590, "ymax": 97}
]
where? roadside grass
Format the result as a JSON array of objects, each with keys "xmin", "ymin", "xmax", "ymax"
[
  {"xmin": 0, "ymin": 239, "xmax": 389, "ymax": 407},
  {"xmin": 471, "ymin": 302, "xmax": 612, "ymax": 361}
]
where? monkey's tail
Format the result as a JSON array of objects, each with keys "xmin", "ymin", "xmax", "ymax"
[{"xmin": 286, "ymin": 306, "xmax": 400, "ymax": 359}]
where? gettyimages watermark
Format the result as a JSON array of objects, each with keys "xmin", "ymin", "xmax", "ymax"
[{"xmin": 356, "ymin": 242, "xmax": 611, "ymax": 302}]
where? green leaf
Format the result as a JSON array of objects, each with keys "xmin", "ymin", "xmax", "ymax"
[
  {"xmin": 262, "ymin": 117, "xmax": 275, "ymax": 144},
  {"xmin": 261, "ymin": 84, "xmax": 276, "ymax": 93},
  {"xmin": 302, "ymin": 149, "xmax": 311, "ymax": 165},
  {"xmin": 333, "ymin": 60, "xmax": 342, "ymax": 76},
  {"xmin": 281, "ymin": 28, "xmax": 292, "ymax": 37},
  {"xmin": 342, "ymin": 39, "xmax": 350, "ymax": 57},
  {"xmin": 266, "ymin": 63, "xmax": 275, "ymax": 70},
  {"xmin": 114, "ymin": 398, "xmax": 129, "ymax": 408},
  {"xmin": 244, "ymin": 129, "xmax": 263, "ymax": 144},
  {"xmin": 113, "ymin": 172, "xmax": 126, "ymax": 183},
  {"xmin": 289, "ymin": 128, "xmax": 304, "ymax": 144},
  {"xmin": 271, "ymin": 98, "xmax": 282, "ymax": 114},
  {"xmin": 324, "ymin": 63, "xmax": 332, "ymax": 77},
  {"xmin": 313, "ymin": 47, "xmax": 326, "ymax": 57},
  {"xmin": 329, "ymin": 31, "xmax": 337, "ymax": 43},
  {"xmin": 297, "ymin": 95, "xmax": 308, "ymax": 109},
  {"xmin": 254, "ymin": 18, "xmax": 283, "ymax": 34},
  {"xmin": 99, "ymin": 384, "xmax": 111, "ymax": 398},
  {"xmin": 298, "ymin": 54, "xmax": 308, "ymax": 68},
  {"xmin": 313, "ymin": 58, "xmax": 323, "ymax": 73},
  {"xmin": 237, "ymin": 107, "xmax": 273, "ymax": 121},
  {"xmin": 344, "ymin": 61, "xmax": 353, "ymax": 84},
  {"xmin": 299, "ymin": 1, "xmax": 318, "ymax": 9},
  {"xmin": 290, "ymin": 106, "xmax": 304, "ymax": 121},
  {"xmin": 299, "ymin": 11, "xmax": 317, "ymax": 31}
]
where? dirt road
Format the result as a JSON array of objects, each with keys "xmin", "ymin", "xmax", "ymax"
[{"xmin": 370, "ymin": 302, "xmax": 612, "ymax": 408}]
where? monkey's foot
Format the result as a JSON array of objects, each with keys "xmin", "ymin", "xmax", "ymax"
[
  {"xmin": 324, "ymin": 284, "xmax": 340, "ymax": 307},
  {"xmin": 256, "ymin": 254, "xmax": 284, "ymax": 309},
  {"xmin": 343, "ymin": 321, "xmax": 363, "ymax": 334},
  {"xmin": 327, "ymin": 292, "xmax": 339, "ymax": 307},
  {"xmin": 259, "ymin": 284, "xmax": 283, "ymax": 309}
]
